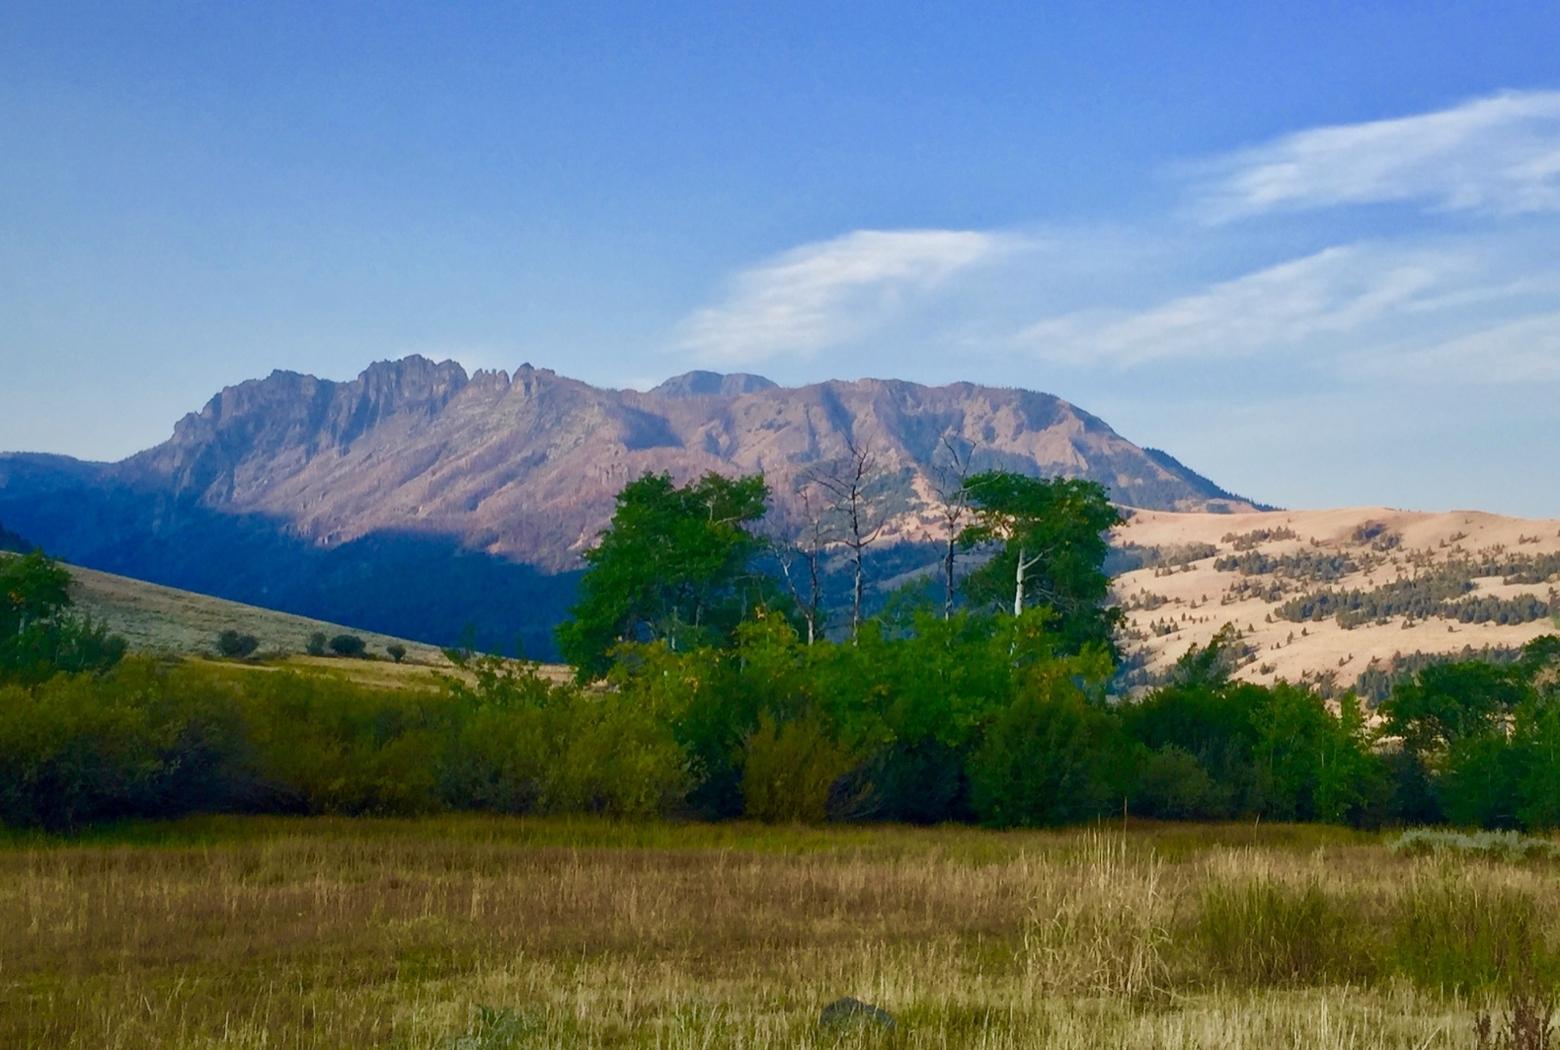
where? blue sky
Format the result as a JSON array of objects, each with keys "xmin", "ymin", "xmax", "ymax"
[{"xmin": 3, "ymin": 2, "xmax": 1559, "ymax": 514}]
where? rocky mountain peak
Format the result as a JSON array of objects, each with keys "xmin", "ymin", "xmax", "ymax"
[
  {"xmin": 650, "ymin": 370, "xmax": 778, "ymax": 398},
  {"xmin": 10, "ymin": 357, "xmax": 1262, "ymax": 574}
]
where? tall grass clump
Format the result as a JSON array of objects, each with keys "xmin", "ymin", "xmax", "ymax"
[
  {"xmin": 1392, "ymin": 868, "xmax": 1557, "ymax": 992},
  {"xmin": 1021, "ymin": 833, "xmax": 1170, "ymax": 999},
  {"xmin": 1194, "ymin": 856, "xmax": 1367, "ymax": 987}
]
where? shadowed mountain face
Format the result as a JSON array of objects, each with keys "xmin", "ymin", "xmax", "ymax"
[{"xmin": 0, "ymin": 356, "xmax": 1257, "ymax": 653}]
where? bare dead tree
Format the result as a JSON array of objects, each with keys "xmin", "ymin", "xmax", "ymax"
[
  {"xmin": 768, "ymin": 479, "xmax": 831, "ymax": 645},
  {"xmin": 929, "ymin": 432, "xmax": 977, "ymax": 620},
  {"xmin": 807, "ymin": 438, "xmax": 888, "ymax": 643}
]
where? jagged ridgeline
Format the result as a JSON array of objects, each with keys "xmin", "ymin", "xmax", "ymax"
[{"xmin": 0, "ymin": 357, "xmax": 1254, "ymax": 656}]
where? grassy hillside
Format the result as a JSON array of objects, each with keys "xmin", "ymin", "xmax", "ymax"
[
  {"xmin": 0, "ymin": 550, "xmax": 446, "ymax": 665},
  {"xmin": 1114, "ymin": 506, "xmax": 1560, "ymax": 693}
]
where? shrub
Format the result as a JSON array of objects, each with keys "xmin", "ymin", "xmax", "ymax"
[
  {"xmin": 740, "ymin": 714, "xmax": 854, "ymax": 823},
  {"xmin": 835, "ymin": 736, "xmax": 968, "ymax": 823},
  {"xmin": 0, "ymin": 659, "xmax": 267, "ymax": 827},
  {"xmin": 386, "ymin": 643, "xmax": 407, "ymax": 664},
  {"xmin": 328, "ymin": 634, "xmax": 367, "ymax": 658},
  {"xmin": 1131, "ymin": 746, "xmax": 1230, "ymax": 820},
  {"xmin": 541, "ymin": 694, "xmax": 688, "ymax": 817},
  {"xmin": 1390, "ymin": 828, "xmax": 1560, "ymax": 863},
  {"xmin": 0, "ymin": 671, "xmax": 166, "ymax": 828},
  {"xmin": 306, "ymin": 632, "xmax": 328, "ymax": 657},
  {"xmin": 216, "ymin": 630, "xmax": 260, "ymax": 660},
  {"xmin": 969, "ymin": 681, "xmax": 1120, "ymax": 828},
  {"xmin": 439, "ymin": 656, "xmax": 688, "ymax": 819}
]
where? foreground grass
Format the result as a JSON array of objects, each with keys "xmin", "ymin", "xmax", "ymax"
[{"xmin": 1, "ymin": 817, "xmax": 1555, "ymax": 1048}]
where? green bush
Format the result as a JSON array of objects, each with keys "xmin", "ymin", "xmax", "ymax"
[
  {"xmin": 239, "ymin": 671, "xmax": 445, "ymax": 814},
  {"xmin": 442, "ymin": 656, "xmax": 688, "ymax": 818},
  {"xmin": 968, "ymin": 664, "xmax": 1120, "ymax": 828},
  {"xmin": 306, "ymin": 632, "xmax": 328, "ymax": 657},
  {"xmin": 0, "ymin": 670, "xmax": 165, "ymax": 828},
  {"xmin": 329, "ymin": 634, "xmax": 367, "ymax": 658},
  {"xmin": 740, "ymin": 714, "xmax": 854, "ymax": 823},
  {"xmin": 1132, "ymin": 746, "xmax": 1230, "ymax": 820},
  {"xmin": 216, "ymin": 630, "xmax": 260, "ymax": 660},
  {"xmin": 386, "ymin": 643, "xmax": 407, "ymax": 663}
]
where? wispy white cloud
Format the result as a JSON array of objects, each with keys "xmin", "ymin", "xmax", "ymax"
[
  {"xmin": 1363, "ymin": 312, "xmax": 1560, "ymax": 385},
  {"xmin": 1190, "ymin": 90, "xmax": 1560, "ymax": 221},
  {"xmin": 678, "ymin": 229, "xmax": 1018, "ymax": 365},
  {"xmin": 1017, "ymin": 244, "xmax": 1474, "ymax": 367}
]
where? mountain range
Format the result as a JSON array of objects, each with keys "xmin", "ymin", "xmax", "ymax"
[{"xmin": 0, "ymin": 356, "xmax": 1258, "ymax": 655}]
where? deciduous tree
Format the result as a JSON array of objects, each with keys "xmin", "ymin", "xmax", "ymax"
[
  {"xmin": 959, "ymin": 471, "xmax": 1123, "ymax": 654},
  {"xmin": 557, "ymin": 471, "xmax": 771, "ymax": 677}
]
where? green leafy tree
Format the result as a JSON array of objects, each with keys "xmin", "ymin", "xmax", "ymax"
[
  {"xmin": 557, "ymin": 471, "xmax": 772, "ymax": 678},
  {"xmin": 1, "ymin": 550, "xmax": 72, "ymax": 635},
  {"xmin": 1380, "ymin": 659, "xmax": 1526, "ymax": 822},
  {"xmin": 0, "ymin": 551, "xmax": 125, "ymax": 683},
  {"xmin": 386, "ymin": 643, "xmax": 407, "ymax": 663},
  {"xmin": 958, "ymin": 471, "xmax": 1123, "ymax": 655}
]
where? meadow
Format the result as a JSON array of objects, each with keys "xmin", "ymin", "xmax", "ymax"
[{"xmin": 3, "ymin": 817, "xmax": 1556, "ymax": 1049}]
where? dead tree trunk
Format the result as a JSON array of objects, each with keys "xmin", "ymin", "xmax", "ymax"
[
  {"xmin": 809, "ymin": 439, "xmax": 886, "ymax": 643},
  {"xmin": 931, "ymin": 433, "xmax": 976, "ymax": 620}
]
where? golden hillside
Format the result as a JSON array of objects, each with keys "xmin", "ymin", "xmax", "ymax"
[{"xmin": 1113, "ymin": 507, "xmax": 1560, "ymax": 695}]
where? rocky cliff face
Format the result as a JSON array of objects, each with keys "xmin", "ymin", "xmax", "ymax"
[{"xmin": 93, "ymin": 356, "xmax": 1256, "ymax": 570}]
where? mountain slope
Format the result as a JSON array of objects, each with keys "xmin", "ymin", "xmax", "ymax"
[
  {"xmin": 1113, "ymin": 507, "xmax": 1560, "ymax": 696},
  {"xmin": 0, "ymin": 356, "xmax": 1256, "ymax": 654},
  {"xmin": 123, "ymin": 357, "xmax": 1254, "ymax": 565}
]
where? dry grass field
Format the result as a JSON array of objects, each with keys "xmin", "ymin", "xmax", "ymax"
[
  {"xmin": 2, "ymin": 817, "xmax": 1555, "ymax": 1049},
  {"xmin": 1113, "ymin": 507, "xmax": 1560, "ymax": 690}
]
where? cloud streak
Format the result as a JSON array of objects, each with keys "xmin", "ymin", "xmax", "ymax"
[
  {"xmin": 1017, "ymin": 244, "xmax": 1470, "ymax": 367},
  {"xmin": 1190, "ymin": 90, "xmax": 1560, "ymax": 221},
  {"xmin": 1366, "ymin": 312, "xmax": 1560, "ymax": 385},
  {"xmin": 678, "ymin": 229, "xmax": 1016, "ymax": 365}
]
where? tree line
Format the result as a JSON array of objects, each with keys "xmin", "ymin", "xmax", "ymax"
[{"xmin": 2, "ymin": 465, "xmax": 1558, "ymax": 832}]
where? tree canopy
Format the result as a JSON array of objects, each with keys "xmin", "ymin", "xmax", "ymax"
[
  {"xmin": 556, "ymin": 471, "xmax": 773, "ymax": 677},
  {"xmin": 0, "ymin": 551, "xmax": 125, "ymax": 683},
  {"xmin": 958, "ymin": 471, "xmax": 1123, "ymax": 654}
]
